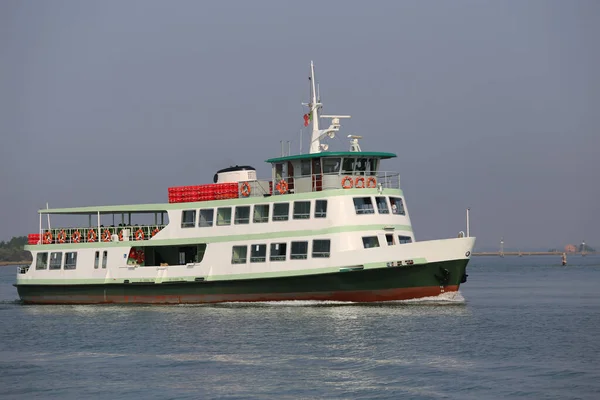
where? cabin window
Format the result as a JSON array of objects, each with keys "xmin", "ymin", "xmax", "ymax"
[
  {"xmin": 375, "ymin": 196, "xmax": 389, "ymax": 214},
  {"xmin": 234, "ymin": 206, "xmax": 251, "ymax": 225},
  {"xmin": 293, "ymin": 201, "xmax": 311, "ymax": 219},
  {"xmin": 389, "ymin": 197, "xmax": 406, "ymax": 215},
  {"xmin": 36, "ymin": 252, "xmax": 48, "ymax": 270},
  {"xmin": 217, "ymin": 207, "xmax": 232, "ymax": 226},
  {"xmin": 270, "ymin": 243, "xmax": 287, "ymax": 261},
  {"xmin": 181, "ymin": 210, "xmax": 196, "ymax": 228},
  {"xmin": 273, "ymin": 203, "xmax": 289, "ymax": 221},
  {"xmin": 354, "ymin": 197, "xmax": 374, "ymax": 214},
  {"xmin": 386, "ymin": 234, "xmax": 395, "ymax": 246},
  {"xmin": 398, "ymin": 235, "xmax": 412, "ymax": 244},
  {"xmin": 322, "ymin": 158, "xmax": 341, "ymax": 174},
  {"xmin": 49, "ymin": 252, "xmax": 62, "ymax": 270},
  {"xmin": 300, "ymin": 160, "xmax": 311, "ymax": 176},
  {"xmin": 94, "ymin": 251, "xmax": 99, "ymax": 269},
  {"xmin": 231, "ymin": 245, "xmax": 247, "ymax": 264},
  {"xmin": 315, "ymin": 200, "xmax": 327, "ymax": 218},
  {"xmin": 250, "ymin": 244, "xmax": 267, "ymax": 263},
  {"xmin": 290, "ymin": 241, "xmax": 308, "ymax": 260},
  {"xmin": 341, "ymin": 157, "xmax": 355, "ymax": 174},
  {"xmin": 64, "ymin": 252, "xmax": 77, "ymax": 270},
  {"xmin": 362, "ymin": 236, "xmax": 380, "ymax": 248},
  {"xmin": 199, "ymin": 209, "xmax": 214, "ymax": 227},
  {"xmin": 312, "ymin": 239, "xmax": 331, "ymax": 258},
  {"xmin": 355, "ymin": 158, "xmax": 368, "ymax": 175},
  {"xmin": 253, "ymin": 204, "xmax": 269, "ymax": 223},
  {"xmin": 102, "ymin": 251, "xmax": 108, "ymax": 268}
]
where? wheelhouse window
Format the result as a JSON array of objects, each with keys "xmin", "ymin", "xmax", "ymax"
[
  {"xmin": 398, "ymin": 235, "xmax": 412, "ymax": 244},
  {"xmin": 300, "ymin": 160, "xmax": 311, "ymax": 176},
  {"xmin": 322, "ymin": 158, "xmax": 341, "ymax": 174},
  {"xmin": 250, "ymin": 244, "xmax": 267, "ymax": 263},
  {"xmin": 253, "ymin": 204, "xmax": 269, "ymax": 223},
  {"xmin": 94, "ymin": 251, "xmax": 99, "ymax": 269},
  {"xmin": 353, "ymin": 197, "xmax": 374, "ymax": 214},
  {"xmin": 234, "ymin": 206, "xmax": 251, "ymax": 225},
  {"xmin": 270, "ymin": 243, "xmax": 287, "ymax": 261},
  {"xmin": 362, "ymin": 236, "xmax": 380, "ymax": 248},
  {"xmin": 273, "ymin": 203, "xmax": 289, "ymax": 221},
  {"xmin": 217, "ymin": 207, "xmax": 232, "ymax": 226},
  {"xmin": 293, "ymin": 201, "xmax": 311, "ymax": 219},
  {"xmin": 64, "ymin": 252, "xmax": 77, "ymax": 270},
  {"xmin": 49, "ymin": 252, "xmax": 62, "ymax": 270},
  {"xmin": 199, "ymin": 209, "xmax": 214, "ymax": 227},
  {"xmin": 389, "ymin": 197, "xmax": 406, "ymax": 215},
  {"xmin": 312, "ymin": 239, "xmax": 331, "ymax": 258},
  {"xmin": 375, "ymin": 196, "xmax": 389, "ymax": 214},
  {"xmin": 181, "ymin": 210, "xmax": 196, "ymax": 228},
  {"xmin": 341, "ymin": 157, "xmax": 355, "ymax": 174},
  {"xmin": 36, "ymin": 252, "xmax": 48, "ymax": 270},
  {"xmin": 290, "ymin": 241, "xmax": 308, "ymax": 260},
  {"xmin": 102, "ymin": 251, "xmax": 108, "ymax": 268},
  {"xmin": 231, "ymin": 245, "xmax": 247, "ymax": 264},
  {"xmin": 315, "ymin": 200, "xmax": 327, "ymax": 218}
]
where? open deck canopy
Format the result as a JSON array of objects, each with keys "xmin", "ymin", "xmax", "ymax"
[{"xmin": 38, "ymin": 203, "xmax": 169, "ymax": 215}]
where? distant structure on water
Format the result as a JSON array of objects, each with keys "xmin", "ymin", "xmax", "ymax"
[{"xmin": 564, "ymin": 244, "xmax": 577, "ymax": 253}]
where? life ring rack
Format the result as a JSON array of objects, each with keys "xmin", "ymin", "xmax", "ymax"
[{"xmin": 341, "ymin": 176, "xmax": 353, "ymax": 189}]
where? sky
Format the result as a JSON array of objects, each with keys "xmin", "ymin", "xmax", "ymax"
[{"xmin": 0, "ymin": 0, "xmax": 598, "ymax": 250}]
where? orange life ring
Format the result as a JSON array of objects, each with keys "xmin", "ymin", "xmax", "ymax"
[
  {"xmin": 43, "ymin": 231, "xmax": 53, "ymax": 244},
  {"xmin": 240, "ymin": 182, "xmax": 251, "ymax": 197},
  {"xmin": 71, "ymin": 230, "xmax": 81, "ymax": 243},
  {"xmin": 367, "ymin": 177, "xmax": 377, "ymax": 188},
  {"xmin": 102, "ymin": 229, "xmax": 111, "ymax": 242},
  {"xmin": 276, "ymin": 179, "xmax": 288, "ymax": 195},
  {"xmin": 57, "ymin": 230, "xmax": 67, "ymax": 244},
  {"xmin": 341, "ymin": 176, "xmax": 353, "ymax": 189},
  {"xmin": 355, "ymin": 177, "xmax": 365, "ymax": 188},
  {"xmin": 119, "ymin": 230, "xmax": 124, "ymax": 241},
  {"xmin": 151, "ymin": 227, "xmax": 160, "ymax": 237},
  {"xmin": 87, "ymin": 229, "xmax": 97, "ymax": 243},
  {"xmin": 135, "ymin": 228, "xmax": 144, "ymax": 241}
]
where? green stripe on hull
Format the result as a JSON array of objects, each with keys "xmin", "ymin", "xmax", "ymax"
[{"xmin": 15, "ymin": 259, "xmax": 469, "ymax": 304}]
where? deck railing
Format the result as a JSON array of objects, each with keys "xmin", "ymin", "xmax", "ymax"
[
  {"xmin": 268, "ymin": 171, "xmax": 400, "ymax": 195},
  {"xmin": 34, "ymin": 224, "xmax": 167, "ymax": 245}
]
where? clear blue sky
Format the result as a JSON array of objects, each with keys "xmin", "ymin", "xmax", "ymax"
[{"xmin": 0, "ymin": 0, "xmax": 598, "ymax": 250}]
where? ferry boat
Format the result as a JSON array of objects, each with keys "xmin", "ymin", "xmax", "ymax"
[{"xmin": 15, "ymin": 62, "xmax": 475, "ymax": 304}]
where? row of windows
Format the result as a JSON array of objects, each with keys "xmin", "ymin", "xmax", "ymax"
[
  {"xmin": 182, "ymin": 200, "xmax": 328, "ymax": 228},
  {"xmin": 363, "ymin": 234, "xmax": 412, "ymax": 248},
  {"xmin": 231, "ymin": 239, "xmax": 331, "ymax": 264},
  {"xmin": 354, "ymin": 196, "xmax": 405, "ymax": 215},
  {"xmin": 35, "ymin": 251, "xmax": 108, "ymax": 270}
]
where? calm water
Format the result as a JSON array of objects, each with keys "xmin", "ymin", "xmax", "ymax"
[{"xmin": 1, "ymin": 256, "xmax": 599, "ymax": 399}]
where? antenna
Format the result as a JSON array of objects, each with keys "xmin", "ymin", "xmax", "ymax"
[
  {"xmin": 466, "ymin": 208, "xmax": 471, "ymax": 238},
  {"xmin": 348, "ymin": 135, "xmax": 362, "ymax": 152},
  {"xmin": 300, "ymin": 129, "xmax": 303, "ymax": 154}
]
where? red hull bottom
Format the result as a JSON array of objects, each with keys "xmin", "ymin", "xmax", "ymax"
[{"xmin": 21, "ymin": 285, "xmax": 459, "ymax": 305}]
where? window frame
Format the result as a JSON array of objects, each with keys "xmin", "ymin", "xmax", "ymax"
[
  {"xmin": 253, "ymin": 204, "xmax": 270, "ymax": 223},
  {"xmin": 273, "ymin": 203, "xmax": 289, "ymax": 221},
  {"xmin": 375, "ymin": 196, "xmax": 390, "ymax": 214},
  {"xmin": 269, "ymin": 242, "xmax": 287, "ymax": 262},
  {"xmin": 199, "ymin": 209, "xmax": 214, "ymax": 227},
  {"xmin": 64, "ymin": 252, "xmax": 77, "ymax": 270},
  {"xmin": 94, "ymin": 251, "xmax": 99, "ymax": 269},
  {"xmin": 398, "ymin": 235, "xmax": 412, "ymax": 244},
  {"xmin": 353, "ymin": 197, "xmax": 375, "ymax": 214},
  {"xmin": 250, "ymin": 244, "xmax": 267, "ymax": 263},
  {"xmin": 314, "ymin": 200, "xmax": 327, "ymax": 218},
  {"xmin": 290, "ymin": 241, "xmax": 309, "ymax": 260},
  {"xmin": 36, "ymin": 252, "xmax": 48, "ymax": 270},
  {"xmin": 312, "ymin": 239, "xmax": 331, "ymax": 258},
  {"xmin": 362, "ymin": 236, "xmax": 380, "ymax": 249},
  {"xmin": 231, "ymin": 245, "xmax": 248, "ymax": 264},
  {"xmin": 181, "ymin": 209, "xmax": 197, "ymax": 228},
  {"xmin": 217, "ymin": 207, "xmax": 232, "ymax": 226},
  {"xmin": 234, "ymin": 206, "xmax": 251, "ymax": 225},
  {"xmin": 389, "ymin": 197, "xmax": 406, "ymax": 215},
  {"xmin": 293, "ymin": 201, "xmax": 311, "ymax": 220},
  {"xmin": 102, "ymin": 250, "xmax": 108, "ymax": 268},
  {"xmin": 49, "ymin": 252, "xmax": 63, "ymax": 270}
]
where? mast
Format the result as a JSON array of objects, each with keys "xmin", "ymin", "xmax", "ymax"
[{"xmin": 309, "ymin": 61, "xmax": 321, "ymax": 153}]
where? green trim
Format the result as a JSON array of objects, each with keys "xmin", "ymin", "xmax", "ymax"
[
  {"xmin": 266, "ymin": 151, "xmax": 397, "ymax": 164},
  {"xmin": 16, "ymin": 256, "xmax": 431, "ymax": 285},
  {"xmin": 24, "ymin": 223, "xmax": 413, "ymax": 251},
  {"xmin": 37, "ymin": 188, "xmax": 403, "ymax": 215}
]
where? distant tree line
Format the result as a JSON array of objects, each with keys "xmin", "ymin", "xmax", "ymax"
[
  {"xmin": 0, "ymin": 236, "xmax": 32, "ymax": 262},
  {"xmin": 580, "ymin": 244, "xmax": 596, "ymax": 252}
]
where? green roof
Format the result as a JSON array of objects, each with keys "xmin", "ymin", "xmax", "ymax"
[
  {"xmin": 265, "ymin": 151, "xmax": 397, "ymax": 164},
  {"xmin": 39, "ymin": 204, "xmax": 169, "ymax": 215}
]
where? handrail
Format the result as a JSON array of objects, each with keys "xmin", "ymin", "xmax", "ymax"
[{"xmin": 37, "ymin": 224, "xmax": 167, "ymax": 245}]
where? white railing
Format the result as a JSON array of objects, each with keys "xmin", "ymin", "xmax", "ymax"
[
  {"xmin": 268, "ymin": 171, "xmax": 400, "ymax": 195},
  {"xmin": 38, "ymin": 224, "xmax": 167, "ymax": 245}
]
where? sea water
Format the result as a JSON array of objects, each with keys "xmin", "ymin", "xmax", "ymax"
[{"xmin": 1, "ymin": 255, "xmax": 599, "ymax": 399}]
